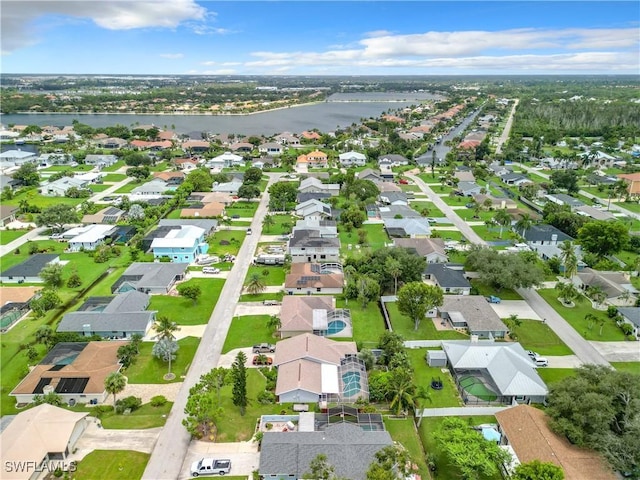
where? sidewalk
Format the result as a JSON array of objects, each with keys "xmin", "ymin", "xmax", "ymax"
[{"xmin": 417, "ymin": 406, "xmax": 509, "ymax": 417}]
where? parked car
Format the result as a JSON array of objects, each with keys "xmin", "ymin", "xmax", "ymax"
[
  {"xmin": 191, "ymin": 458, "xmax": 231, "ymax": 476},
  {"xmin": 202, "ymin": 267, "xmax": 220, "ymax": 274},
  {"xmin": 526, "ymin": 350, "xmax": 539, "ymax": 359},
  {"xmin": 252, "ymin": 343, "xmax": 275, "ymax": 353},
  {"xmin": 247, "ymin": 228, "xmax": 252, "ymax": 235},
  {"xmin": 263, "ymin": 299, "xmax": 280, "ymax": 306},
  {"xmin": 231, "ymin": 215, "xmax": 240, "ymax": 219},
  {"xmin": 533, "ymin": 357, "xmax": 549, "ymax": 367},
  {"xmin": 398, "ymin": 178, "xmax": 409, "ymax": 184},
  {"xmin": 252, "ymin": 355, "xmax": 273, "ymax": 366},
  {"xmin": 485, "ymin": 296, "xmax": 501, "ymax": 304},
  {"xmin": 49, "ymin": 233, "xmax": 63, "ymax": 239}
]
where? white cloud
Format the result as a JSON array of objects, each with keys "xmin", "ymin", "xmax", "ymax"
[
  {"xmin": 160, "ymin": 53, "xmax": 184, "ymax": 59},
  {"xmin": 1, "ymin": 0, "xmax": 207, "ymax": 54}
]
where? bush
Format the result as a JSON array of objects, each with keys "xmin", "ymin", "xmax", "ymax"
[
  {"xmin": 257, "ymin": 390, "xmax": 276, "ymax": 405},
  {"xmin": 115, "ymin": 395, "xmax": 142, "ymax": 414},
  {"xmin": 620, "ymin": 323, "xmax": 634, "ymax": 336},
  {"xmin": 92, "ymin": 405, "xmax": 114, "ymax": 417},
  {"xmin": 606, "ymin": 306, "xmax": 618, "ymax": 318},
  {"xmin": 150, "ymin": 395, "xmax": 167, "ymax": 407}
]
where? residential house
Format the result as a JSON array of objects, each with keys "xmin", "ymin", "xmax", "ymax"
[
  {"xmin": 207, "ymin": 151, "xmax": 245, "ymax": 170},
  {"xmin": 151, "ymin": 225, "xmax": 208, "ymax": 263},
  {"xmin": 424, "ymin": 264, "xmax": 472, "ymax": 295},
  {"xmin": 84, "ymin": 154, "xmax": 118, "ymax": 168},
  {"xmin": 495, "ymin": 405, "xmax": 615, "ymax": 480},
  {"xmin": 292, "ymin": 219, "xmax": 338, "ymax": 238},
  {"xmin": 68, "ymin": 224, "xmax": 117, "ymax": 252},
  {"xmin": 0, "ymin": 404, "xmax": 91, "ymax": 478},
  {"xmin": 296, "ymin": 191, "xmax": 332, "ymax": 204},
  {"xmin": 188, "ymin": 192, "xmax": 234, "ymax": 206},
  {"xmin": 182, "ymin": 139, "xmax": 211, "ymax": 153},
  {"xmin": 576, "ymin": 268, "xmax": 638, "ymax": 305},
  {"xmin": 585, "ymin": 173, "xmax": 617, "ymax": 186},
  {"xmin": 259, "ymin": 142, "xmax": 284, "ymax": 156},
  {"xmin": 259, "ymin": 420, "xmax": 392, "ymax": 480},
  {"xmin": 285, "ymin": 263, "xmax": 344, "ymax": 294},
  {"xmin": 230, "ymin": 142, "xmax": 254, "ymax": 153},
  {"xmin": 130, "ymin": 179, "xmax": 171, "ymax": 196},
  {"xmin": 522, "ymin": 224, "xmax": 573, "ymax": 246},
  {"xmin": 378, "ymin": 204, "xmax": 421, "ymax": 219},
  {"xmin": 378, "ymin": 154, "xmax": 409, "ymax": 167},
  {"xmin": 173, "ymin": 158, "xmax": 200, "ymax": 172},
  {"xmin": 0, "ymin": 254, "xmax": 60, "ymax": 284},
  {"xmin": 295, "ymin": 199, "xmax": 332, "ymax": 220},
  {"xmin": 298, "ymin": 177, "xmax": 340, "ymax": 197},
  {"xmin": 180, "ymin": 201, "xmax": 225, "ymax": 218},
  {"xmin": 457, "ymin": 181, "xmax": 483, "ymax": 197},
  {"xmin": 0, "ymin": 149, "xmax": 37, "ymax": 168},
  {"xmin": 288, "ymin": 231, "xmax": 340, "ymax": 264},
  {"xmin": 454, "ymin": 170, "xmax": 476, "ymax": 183},
  {"xmin": 617, "ymin": 172, "xmax": 640, "ymax": 196},
  {"xmin": 378, "ymin": 191, "xmax": 408, "ymax": 206},
  {"xmin": 273, "ymin": 333, "xmax": 365, "ymax": 403},
  {"xmin": 442, "ymin": 340, "xmax": 548, "ymax": 404},
  {"xmin": 393, "ymin": 237, "xmax": 448, "ymax": 263},
  {"xmin": 43, "ymin": 176, "xmax": 90, "ymax": 197},
  {"xmin": 580, "ymin": 150, "xmax": 622, "ymax": 168},
  {"xmin": 212, "ymin": 178, "xmax": 243, "ymax": 195},
  {"xmin": 129, "ymin": 140, "xmax": 172, "ymax": 151},
  {"xmin": 57, "ymin": 291, "xmax": 155, "ymax": 339},
  {"xmin": 357, "ymin": 168, "xmax": 382, "ymax": 183},
  {"xmin": 95, "ymin": 137, "xmax": 128, "ymax": 149},
  {"xmin": 435, "ymin": 296, "xmax": 508, "ymax": 338},
  {"xmin": 153, "ymin": 171, "xmax": 185, "ymax": 186},
  {"xmin": 530, "ymin": 243, "xmax": 587, "ymax": 273},
  {"xmin": 301, "ymin": 130, "xmax": 322, "ymax": 141},
  {"xmin": 278, "ymin": 296, "xmax": 351, "ymax": 338},
  {"xmin": 501, "ymin": 173, "xmax": 532, "ymax": 186},
  {"xmin": 276, "ymin": 132, "xmax": 300, "ymax": 146},
  {"xmin": 36, "ymin": 153, "xmax": 74, "ymax": 167},
  {"xmin": 82, "ymin": 206, "xmax": 126, "ymax": 224},
  {"xmin": 111, "ymin": 262, "xmax": 188, "ymax": 294},
  {"xmin": 383, "ymin": 217, "xmax": 431, "ymax": 238},
  {"xmin": 0, "ymin": 175, "xmax": 22, "ymax": 192},
  {"xmin": 298, "ymin": 150, "xmax": 328, "ymax": 168},
  {"xmin": 488, "ymin": 162, "xmax": 513, "ymax": 177},
  {"xmin": 0, "ymin": 286, "xmax": 41, "ymax": 328},
  {"xmin": 338, "ymin": 151, "xmax": 367, "ymax": 167},
  {"xmin": 415, "ymin": 152, "xmax": 447, "ymax": 169},
  {"xmin": 575, "ymin": 205, "xmax": 616, "ymax": 221},
  {"xmin": 472, "ymin": 194, "xmax": 517, "ymax": 210},
  {"xmin": 545, "ymin": 193, "xmax": 584, "ymax": 209},
  {"xmin": 617, "ymin": 307, "xmax": 640, "ymax": 339},
  {"xmin": 160, "ymin": 218, "xmax": 217, "ymax": 234},
  {"xmin": 0, "ymin": 205, "xmax": 18, "ymax": 226},
  {"xmin": 10, "ymin": 341, "xmax": 126, "ymax": 406}
]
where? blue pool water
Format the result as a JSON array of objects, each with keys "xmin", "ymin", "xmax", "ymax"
[
  {"xmin": 327, "ymin": 320, "xmax": 346, "ymax": 335},
  {"xmin": 342, "ymin": 371, "xmax": 361, "ymax": 397}
]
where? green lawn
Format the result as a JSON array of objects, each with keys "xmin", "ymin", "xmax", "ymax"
[
  {"xmin": 208, "ymin": 229, "xmax": 246, "ymax": 256},
  {"xmin": 41, "ymin": 164, "xmax": 93, "ymax": 172},
  {"xmin": 114, "ymin": 181, "xmax": 140, "ymax": 193},
  {"xmin": 536, "ymin": 368, "xmax": 576, "ymax": 385},
  {"xmin": 617, "ymin": 201, "xmax": 640, "ymax": 214},
  {"xmin": 222, "ymin": 315, "xmax": 274, "ymax": 353},
  {"xmin": 225, "ymin": 201, "xmax": 259, "ymax": 218},
  {"xmin": 472, "ymin": 225, "xmax": 520, "ymax": 242},
  {"xmin": 431, "ymin": 230, "xmax": 467, "ymax": 242},
  {"xmin": 99, "ymin": 401, "xmax": 173, "ymax": 429},
  {"xmin": 0, "ymin": 229, "xmax": 30, "ymax": 245},
  {"xmin": 124, "ymin": 336, "xmax": 200, "ymax": 383},
  {"xmin": 611, "ymin": 362, "xmax": 640, "ymax": 375},
  {"xmin": 101, "ymin": 160, "xmax": 125, "ymax": 172},
  {"xmin": 417, "ymin": 174, "xmax": 443, "ymax": 184},
  {"xmin": 418, "ymin": 416, "xmax": 500, "ymax": 480},
  {"xmin": 263, "ymin": 214, "xmax": 295, "ymax": 235},
  {"xmin": 408, "ymin": 201, "xmax": 445, "ymax": 217},
  {"xmin": 470, "ymin": 280, "xmax": 523, "ymax": 300},
  {"xmin": 238, "ymin": 292, "xmax": 284, "ymax": 303},
  {"xmin": 399, "ymin": 184, "xmax": 421, "ymax": 192},
  {"xmin": 440, "ymin": 194, "xmax": 469, "ymax": 206},
  {"xmin": 102, "ymin": 173, "xmax": 127, "ymax": 182},
  {"xmin": 407, "ymin": 349, "xmax": 462, "ymax": 408},
  {"xmin": 510, "ymin": 320, "xmax": 573, "ymax": 356},
  {"xmin": 339, "ymin": 223, "xmax": 390, "ymax": 252},
  {"xmin": 4, "ymin": 189, "xmax": 84, "ymax": 210},
  {"xmin": 88, "ymin": 183, "xmax": 111, "ymax": 192},
  {"xmin": 383, "ymin": 418, "xmax": 429, "ymax": 478},
  {"xmin": 148, "ymin": 278, "xmax": 223, "ymax": 325},
  {"xmin": 336, "ymin": 298, "xmax": 386, "ymax": 346},
  {"xmin": 537, "ymin": 289, "xmax": 627, "ymax": 341},
  {"xmin": 73, "ymin": 450, "xmax": 149, "ymax": 480},
  {"xmin": 385, "ymin": 302, "xmax": 468, "ymax": 341},
  {"xmin": 245, "ymin": 265, "xmax": 286, "ymax": 286}
]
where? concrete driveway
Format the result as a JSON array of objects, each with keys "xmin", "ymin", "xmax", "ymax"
[
  {"xmin": 234, "ymin": 304, "xmax": 280, "ymax": 316},
  {"xmin": 69, "ymin": 422, "xmax": 160, "ymax": 462},
  {"xmin": 489, "ymin": 301, "xmax": 542, "ymax": 320},
  {"xmin": 589, "ymin": 341, "xmax": 640, "ymax": 362},
  {"xmin": 180, "ymin": 441, "xmax": 260, "ymax": 479},
  {"xmin": 217, "ymin": 347, "xmax": 257, "ymax": 368},
  {"xmin": 545, "ymin": 355, "xmax": 583, "ymax": 368}
]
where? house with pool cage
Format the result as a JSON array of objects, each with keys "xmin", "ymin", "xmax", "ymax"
[
  {"xmin": 442, "ymin": 340, "xmax": 548, "ymax": 405},
  {"xmin": 273, "ymin": 333, "xmax": 368, "ymax": 404}
]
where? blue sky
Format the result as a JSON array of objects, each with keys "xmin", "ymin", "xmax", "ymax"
[{"xmin": 1, "ymin": 1, "xmax": 639, "ymax": 75}]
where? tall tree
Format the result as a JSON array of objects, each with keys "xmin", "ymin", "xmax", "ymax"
[
  {"xmin": 13, "ymin": 162, "xmax": 40, "ymax": 186},
  {"xmin": 262, "ymin": 214, "xmax": 275, "ymax": 232},
  {"xmin": 385, "ymin": 257, "xmax": 402, "ymax": 295},
  {"xmin": 397, "ymin": 282, "xmax": 443, "ymax": 331},
  {"xmin": 231, "ymin": 351, "xmax": 248, "ymax": 415},
  {"xmin": 36, "ymin": 204, "xmax": 79, "ymax": 233},
  {"xmin": 558, "ymin": 240, "xmax": 578, "ymax": 279},
  {"xmin": 493, "ymin": 209, "xmax": 512, "ymax": 239},
  {"xmin": 185, "ymin": 168, "xmax": 213, "ymax": 192},
  {"xmin": 465, "ymin": 247, "xmax": 544, "ymax": 291},
  {"xmin": 387, "ymin": 368, "xmax": 421, "ymax": 416},
  {"xmin": 177, "ymin": 283, "xmax": 201, "ymax": 305},
  {"xmin": 104, "ymin": 371, "xmax": 127, "ymax": 407},
  {"xmin": 245, "ymin": 273, "xmax": 266, "ymax": 295},
  {"xmin": 578, "ymin": 220, "xmax": 629, "ymax": 257},
  {"xmin": 152, "ymin": 337, "xmax": 179, "ymax": 375},
  {"xmin": 515, "ymin": 213, "xmax": 533, "ymax": 238},
  {"xmin": 238, "ymin": 184, "xmax": 260, "ymax": 201},
  {"xmin": 153, "ymin": 315, "xmax": 180, "ymax": 341},
  {"xmin": 39, "ymin": 262, "xmax": 64, "ymax": 289}
]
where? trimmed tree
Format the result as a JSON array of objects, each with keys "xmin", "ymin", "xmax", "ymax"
[
  {"xmin": 397, "ymin": 282, "xmax": 443, "ymax": 331},
  {"xmin": 104, "ymin": 371, "xmax": 127, "ymax": 407},
  {"xmin": 231, "ymin": 351, "xmax": 248, "ymax": 415},
  {"xmin": 36, "ymin": 204, "xmax": 79, "ymax": 233},
  {"xmin": 178, "ymin": 283, "xmax": 201, "ymax": 305}
]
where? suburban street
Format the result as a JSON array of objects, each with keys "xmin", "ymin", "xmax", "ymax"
[
  {"xmin": 494, "ymin": 99, "xmax": 519, "ymax": 155},
  {"xmin": 141, "ymin": 173, "xmax": 279, "ymax": 480}
]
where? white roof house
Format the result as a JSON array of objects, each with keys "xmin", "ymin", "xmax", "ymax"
[
  {"xmin": 131, "ymin": 179, "xmax": 170, "ymax": 196},
  {"xmin": 150, "ymin": 225, "xmax": 205, "ymax": 249},
  {"xmin": 68, "ymin": 224, "xmax": 117, "ymax": 251},
  {"xmin": 338, "ymin": 151, "xmax": 367, "ymax": 166},
  {"xmin": 43, "ymin": 176, "xmax": 88, "ymax": 196},
  {"xmin": 207, "ymin": 151, "xmax": 244, "ymax": 169}
]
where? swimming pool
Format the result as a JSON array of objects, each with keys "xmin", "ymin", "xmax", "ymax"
[
  {"xmin": 327, "ymin": 320, "xmax": 346, "ymax": 335},
  {"xmin": 342, "ymin": 371, "xmax": 361, "ymax": 397}
]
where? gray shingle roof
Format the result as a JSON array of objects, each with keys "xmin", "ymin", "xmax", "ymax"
[
  {"xmin": 618, "ymin": 307, "xmax": 640, "ymax": 327},
  {"xmin": 1, "ymin": 254, "xmax": 59, "ymax": 278},
  {"xmin": 114, "ymin": 262, "xmax": 188, "ymax": 290},
  {"xmin": 523, "ymin": 224, "xmax": 573, "ymax": 243},
  {"xmin": 440, "ymin": 295, "xmax": 507, "ymax": 333},
  {"xmin": 259, "ymin": 422, "xmax": 392, "ymax": 479},
  {"xmin": 425, "ymin": 264, "xmax": 471, "ymax": 289}
]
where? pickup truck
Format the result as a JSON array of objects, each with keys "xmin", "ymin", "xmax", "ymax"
[
  {"xmin": 190, "ymin": 458, "xmax": 231, "ymax": 476},
  {"xmin": 252, "ymin": 343, "xmax": 275, "ymax": 353}
]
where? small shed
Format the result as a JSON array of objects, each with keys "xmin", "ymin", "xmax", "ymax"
[{"xmin": 426, "ymin": 350, "xmax": 447, "ymax": 367}]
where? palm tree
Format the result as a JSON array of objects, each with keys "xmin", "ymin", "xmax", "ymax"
[
  {"xmin": 587, "ymin": 285, "xmax": 606, "ymax": 307},
  {"xmin": 262, "ymin": 215, "xmax": 275, "ymax": 233},
  {"xmin": 245, "ymin": 273, "xmax": 266, "ymax": 295},
  {"xmin": 267, "ymin": 315, "xmax": 281, "ymax": 335},
  {"xmin": 387, "ymin": 369, "xmax": 418, "ymax": 417},
  {"xmin": 415, "ymin": 386, "xmax": 432, "ymax": 427},
  {"xmin": 493, "ymin": 210, "xmax": 512, "ymax": 239},
  {"xmin": 104, "ymin": 371, "xmax": 127, "ymax": 407},
  {"xmin": 556, "ymin": 281, "xmax": 579, "ymax": 305},
  {"xmin": 558, "ymin": 240, "xmax": 578, "ymax": 278},
  {"xmin": 385, "ymin": 257, "xmax": 402, "ymax": 296},
  {"xmin": 515, "ymin": 213, "xmax": 533, "ymax": 239},
  {"xmin": 153, "ymin": 315, "xmax": 180, "ymax": 342},
  {"xmin": 584, "ymin": 313, "xmax": 598, "ymax": 332},
  {"xmin": 612, "ymin": 179, "xmax": 628, "ymax": 202}
]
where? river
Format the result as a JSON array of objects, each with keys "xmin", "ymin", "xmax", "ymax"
[{"xmin": 0, "ymin": 93, "xmax": 442, "ymax": 136}]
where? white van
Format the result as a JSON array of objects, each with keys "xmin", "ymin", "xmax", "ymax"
[{"xmin": 534, "ymin": 357, "xmax": 549, "ymax": 367}]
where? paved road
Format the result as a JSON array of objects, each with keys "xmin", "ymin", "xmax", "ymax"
[
  {"xmin": 142, "ymin": 173, "xmax": 280, "ymax": 480},
  {"xmin": 430, "ymin": 106, "xmax": 485, "ymax": 162},
  {"xmin": 516, "ymin": 287, "xmax": 610, "ymax": 366},
  {"xmin": 516, "ymin": 163, "xmax": 639, "ymax": 221},
  {"xmin": 407, "ymin": 173, "xmax": 487, "ymax": 246},
  {"xmin": 494, "ymin": 99, "xmax": 519, "ymax": 155}
]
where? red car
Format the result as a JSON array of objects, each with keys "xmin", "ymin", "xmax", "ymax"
[
  {"xmin": 398, "ymin": 179, "xmax": 409, "ymax": 184},
  {"xmin": 252, "ymin": 355, "xmax": 273, "ymax": 366}
]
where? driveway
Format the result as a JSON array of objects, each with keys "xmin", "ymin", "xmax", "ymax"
[
  {"xmin": 545, "ymin": 355, "xmax": 583, "ymax": 368},
  {"xmin": 489, "ymin": 301, "xmax": 541, "ymax": 320},
  {"xmin": 234, "ymin": 304, "xmax": 280, "ymax": 316},
  {"xmin": 180, "ymin": 441, "xmax": 260, "ymax": 479},
  {"xmin": 121, "ymin": 382, "xmax": 183, "ymax": 403},
  {"xmin": 589, "ymin": 341, "xmax": 640, "ymax": 362},
  {"xmin": 69, "ymin": 422, "xmax": 161, "ymax": 462}
]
